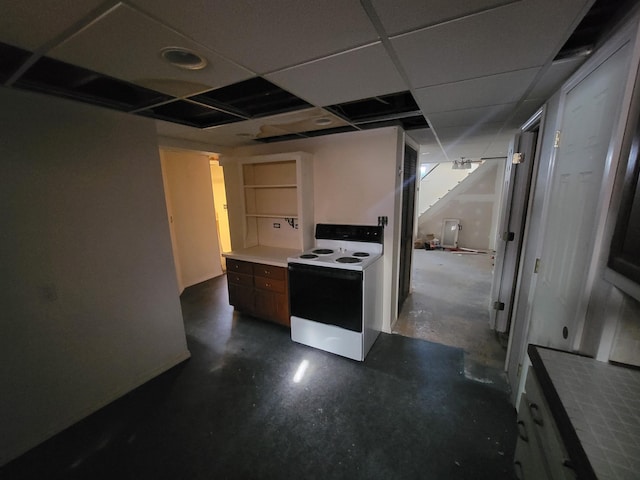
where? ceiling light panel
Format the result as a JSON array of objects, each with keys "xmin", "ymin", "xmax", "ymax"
[
  {"xmin": 129, "ymin": 0, "xmax": 379, "ymax": 74},
  {"xmin": 189, "ymin": 77, "xmax": 311, "ymax": 118},
  {"xmin": 0, "ymin": 0, "xmax": 104, "ymax": 51},
  {"xmin": 48, "ymin": 4, "xmax": 253, "ymax": 98},
  {"xmin": 265, "ymin": 43, "xmax": 407, "ymax": 107}
]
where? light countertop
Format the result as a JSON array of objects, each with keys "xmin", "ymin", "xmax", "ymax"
[{"xmin": 222, "ymin": 245, "xmax": 301, "ymax": 268}]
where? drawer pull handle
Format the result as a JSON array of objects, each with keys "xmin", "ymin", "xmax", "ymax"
[
  {"xmin": 265, "ymin": 283, "xmax": 271, "ymax": 287},
  {"xmin": 529, "ymin": 403, "xmax": 544, "ymax": 426},
  {"xmin": 514, "ymin": 460, "xmax": 524, "ymax": 480},
  {"xmin": 517, "ymin": 420, "xmax": 529, "ymax": 442}
]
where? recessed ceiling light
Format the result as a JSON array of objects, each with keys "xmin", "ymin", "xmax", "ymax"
[
  {"xmin": 160, "ymin": 47, "xmax": 208, "ymax": 70},
  {"xmin": 314, "ymin": 117, "xmax": 333, "ymax": 126}
]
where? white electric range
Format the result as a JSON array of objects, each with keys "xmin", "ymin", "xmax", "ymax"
[{"xmin": 287, "ymin": 224, "xmax": 384, "ymax": 361}]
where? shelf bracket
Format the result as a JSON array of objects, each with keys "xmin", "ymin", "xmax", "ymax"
[{"xmin": 284, "ymin": 217, "xmax": 297, "ymax": 229}]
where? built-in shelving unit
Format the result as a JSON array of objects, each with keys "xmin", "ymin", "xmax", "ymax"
[{"xmin": 235, "ymin": 152, "xmax": 314, "ymax": 251}]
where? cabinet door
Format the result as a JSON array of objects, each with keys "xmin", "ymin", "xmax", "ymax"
[
  {"xmin": 254, "ymin": 289, "xmax": 276, "ymax": 320},
  {"xmin": 273, "ymin": 292, "xmax": 290, "ymax": 326},
  {"xmin": 228, "ymin": 283, "xmax": 254, "ymax": 313}
]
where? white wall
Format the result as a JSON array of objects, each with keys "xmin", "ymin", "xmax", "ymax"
[
  {"xmin": 418, "ymin": 162, "xmax": 479, "ymax": 214},
  {"xmin": 161, "ymin": 149, "xmax": 223, "ymax": 291},
  {"xmin": 226, "ymin": 127, "xmax": 403, "ymax": 332},
  {"xmin": 0, "ymin": 88, "xmax": 190, "ymax": 465},
  {"xmin": 417, "ymin": 161, "xmax": 501, "ymax": 250}
]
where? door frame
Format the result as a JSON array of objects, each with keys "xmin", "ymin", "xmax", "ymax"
[{"xmin": 398, "ymin": 142, "xmax": 419, "ymax": 313}]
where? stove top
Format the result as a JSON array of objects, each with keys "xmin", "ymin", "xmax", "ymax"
[
  {"xmin": 288, "ymin": 248, "xmax": 382, "ymax": 271},
  {"xmin": 288, "ymin": 224, "xmax": 383, "ymax": 271}
]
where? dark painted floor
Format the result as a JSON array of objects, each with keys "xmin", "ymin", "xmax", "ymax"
[{"xmin": 2, "ymin": 275, "xmax": 517, "ymax": 480}]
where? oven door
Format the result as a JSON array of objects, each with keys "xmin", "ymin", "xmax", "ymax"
[{"xmin": 288, "ymin": 263, "xmax": 363, "ymax": 332}]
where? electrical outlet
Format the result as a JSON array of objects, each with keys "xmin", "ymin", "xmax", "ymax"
[
  {"xmin": 273, "ymin": 223, "xmax": 281, "ymax": 229},
  {"xmin": 377, "ymin": 216, "xmax": 388, "ymax": 227}
]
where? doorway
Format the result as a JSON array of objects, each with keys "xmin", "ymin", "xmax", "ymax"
[
  {"xmin": 398, "ymin": 144, "xmax": 418, "ymax": 313},
  {"xmin": 210, "ymin": 156, "xmax": 232, "ymax": 271},
  {"xmin": 394, "ymin": 157, "xmax": 510, "ymax": 385}
]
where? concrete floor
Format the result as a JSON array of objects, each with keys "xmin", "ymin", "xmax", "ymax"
[
  {"xmin": 2, "ymin": 274, "xmax": 517, "ymax": 480},
  {"xmin": 393, "ymin": 249, "xmax": 508, "ymax": 389}
]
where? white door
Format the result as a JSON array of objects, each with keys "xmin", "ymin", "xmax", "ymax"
[
  {"xmin": 527, "ymin": 43, "xmax": 631, "ymax": 350},
  {"xmin": 490, "ymin": 130, "xmax": 538, "ymax": 333},
  {"xmin": 441, "ymin": 218, "xmax": 460, "ymax": 248}
]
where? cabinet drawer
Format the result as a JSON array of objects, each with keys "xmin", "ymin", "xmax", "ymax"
[
  {"xmin": 514, "ymin": 393, "xmax": 551, "ymax": 480},
  {"xmin": 227, "ymin": 259, "xmax": 253, "ymax": 275},
  {"xmin": 227, "ymin": 272, "xmax": 253, "ymax": 287},
  {"xmin": 525, "ymin": 373, "xmax": 577, "ymax": 480},
  {"xmin": 254, "ymin": 276, "xmax": 285, "ymax": 293},
  {"xmin": 253, "ymin": 264, "xmax": 286, "ymax": 281}
]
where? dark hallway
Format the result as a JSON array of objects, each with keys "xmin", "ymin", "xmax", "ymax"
[{"xmin": 2, "ymin": 275, "xmax": 516, "ymax": 479}]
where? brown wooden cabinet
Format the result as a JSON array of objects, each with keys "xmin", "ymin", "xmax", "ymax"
[{"xmin": 226, "ymin": 258, "xmax": 290, "ymax": 327}]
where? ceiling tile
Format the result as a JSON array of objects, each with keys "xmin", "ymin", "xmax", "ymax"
[
  {"xmin": 129, "ymin": 0, "xmax": 379, "ymax": 74},
  {"xmin": 49, "ymin": 4, "xmax": 253, "ymax": 97},
  {"xmin": 0, "ymin": 0, "xmax": 104, "ymax": 51},
  {"xmin": 434, "ymin": 123, "xmax": 507, "ymax": 142},
  {"xmin": 391, "ymin": 0, "xmax": 591, "ymax": 88},
  {"xmin": 527, "ymin": 57, "xmax": 585, "ymax": 100},
  {"xmin": 507, "ymin": 99, "xmax": 545, "ymax": 127},
  {"xmin": 427, "ymin": 104, "xmax": 515, "ymax": 129},
  {"xmin": 406, "ymin": 127, "xmax": 437, "ymax": 146},
  {"xmin": 415, "ymin": 68, "xmax": 540, "ymax": 114},
  {"xmin": 371, "ymin": 0, "xmax": 517, "ymax": 36},
  {"xmin": 266, "ymin": 43, "xmax": 407, "ymax": 106},
  {"xmin": 253, "ymin": 108, "xmax": 351, "ymax": 138}
]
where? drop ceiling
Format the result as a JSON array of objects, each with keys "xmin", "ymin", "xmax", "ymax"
[{"xmin": 0, "ymin": 0, "xmax": 634, "ymax": 159}]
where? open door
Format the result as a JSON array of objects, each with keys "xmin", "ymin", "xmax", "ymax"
[
  {"xmin": 398, "ymin": 144, "xmax": 418, "ymax": 313},
  {"xmin": 490, "ymin": 130, "xmax": 538, "ymax": 333}
]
